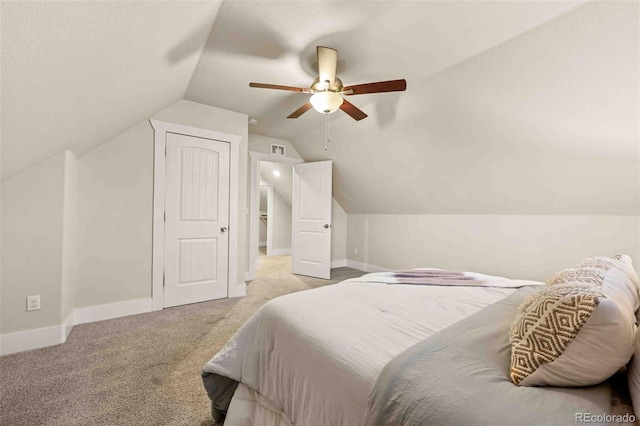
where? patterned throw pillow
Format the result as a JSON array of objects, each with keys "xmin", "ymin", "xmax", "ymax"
[{"xmin": 509, "ymin": 255, "xmax": 639, "ymax": 387}]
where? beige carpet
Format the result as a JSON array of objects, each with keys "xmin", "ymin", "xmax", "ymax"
[{"xmin": 0, "ymin": 256, "xmax": 364, "ymax": 426}]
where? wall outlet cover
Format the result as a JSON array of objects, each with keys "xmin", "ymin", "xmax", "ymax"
[{"xmin": 27, "ymin": 295, "xmax": 40, "ymax": 311}]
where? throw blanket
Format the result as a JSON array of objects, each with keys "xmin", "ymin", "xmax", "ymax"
[
  {"xmin": 348, "ymin": 268, "xmax": 541, "ymax": 288},
  {"xmin": 365, "ymin": 287, "xmax": 618, "ymax": 426}
]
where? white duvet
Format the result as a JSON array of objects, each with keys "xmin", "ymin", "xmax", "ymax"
[{"xmin": 203, "ymin": 271, "xmax": 542, "ymax": 426}]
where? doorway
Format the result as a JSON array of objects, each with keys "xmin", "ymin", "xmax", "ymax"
[
  {"xmin": 150, "ymin": 120, "xmax": 242, "ymax": 312},
  {"xmin": 260, "ymin": 161, "xmax": 294, "ymax": 258},
  {"xmin": 247, "ymin": 152, "xmax": 302, "ymax": 281}
]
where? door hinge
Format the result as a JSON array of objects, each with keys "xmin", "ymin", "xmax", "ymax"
[
  {"xmin": 164, "ymin": 146, "xmax": 167, "ymax": 156},
  {"xmin": 164, "ymin": 212, "xmax": 166, "ymax": 221}
]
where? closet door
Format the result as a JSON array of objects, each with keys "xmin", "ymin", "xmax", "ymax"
[{"xmin": 164, "ymin": 132, "xmax": 229, "ymax": 307}]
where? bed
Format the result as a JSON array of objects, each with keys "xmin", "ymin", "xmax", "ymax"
[{"xmin": 202, "ymin": 263, "xmax": 639, "ymax": 425}]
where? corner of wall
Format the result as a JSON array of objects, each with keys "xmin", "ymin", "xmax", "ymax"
[{"xmin": 61, "ymin": 150, "xmax": 78, "ymax": 325}]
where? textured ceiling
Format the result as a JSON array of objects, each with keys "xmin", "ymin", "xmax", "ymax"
[
  {"xmin": 185, "ymin": 1, "xmax": 584, "ymax": 142},
  {"xmin": 1, "ymin": 1, "xmax": 222, "ymax": 181},
  {"xmin": 5, "ymin": 0, "xmax": 629, "ymax": 217},
  {"xmin": 291, "ymin": 1, "xmax": 640, "ymax": 215}
]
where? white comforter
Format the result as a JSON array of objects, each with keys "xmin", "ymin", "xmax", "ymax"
[{"xmin": 203, "ymin": 271, "xmax": 542, "ymax": 426}]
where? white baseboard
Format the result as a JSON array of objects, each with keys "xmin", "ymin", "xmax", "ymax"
[
  {"xmin": 259, "ymin": 242, "xmax": 267, "ymax": 247},
  {"xmin": 346, "ymin": 259, "xmax": 391, "ymax": 273},
  {"xmin": 245, "ymin": 270, "xmax": 255, "ymax": 281},
  {"xmin": 267, "ymin": 248, "xmax": 291, "ymax": 256},
  {"xmin": 330, "ymin": 259, "xmax": 348, "ymax": 268},
  {"xmin": 1, "ymin": 323, "xmax": 66, "ymax": 356},
  {"xmin": 1, "ymin": 298, "xmax": 152, "ymax": 356},
  {"xmin": 63, "ymin": 310, "xmax": 75, "ymax": 340},
  {"xmin": 74, "ymin": 298, "xmax": 152, "ymax": 326}
]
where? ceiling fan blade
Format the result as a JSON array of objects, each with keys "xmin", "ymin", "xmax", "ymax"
[
  {"xmin": 317, "ymin": 46, "xmax": 338, "ymax": 88},
  {"xmin": 340, "ymin": 99, "xmax": 368, "ymax": 121},
  {"xmin": 249, "ymin": 82, "xmax": 307, "ymax": 92},
  {"xmin": 344, "ymin": 79, "xmax": 407, "ymax": 95},
  {"xmin": 287, "ymin": 102, "xmax": 313, "ymax": 119}
]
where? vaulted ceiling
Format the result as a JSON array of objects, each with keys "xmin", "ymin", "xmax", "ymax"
[
  {"xmin": 1, "ymin": 1, "xmax": 221, "ymax": 181},
  {"xmin": 2, "ymin": 0, "xmax": 582, "ymax": 182},
  {"xmin": 185, "ymin": 1, "xmax": 584, "ymax": 142},
  {"xmin": 3, "ymin": 1, "xmax": 637, "ymax": 216}
]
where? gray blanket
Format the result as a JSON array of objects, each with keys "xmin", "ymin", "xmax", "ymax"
[{"xmin": 365, "ymin": 287, "xmax": 619, "ymax": 426}]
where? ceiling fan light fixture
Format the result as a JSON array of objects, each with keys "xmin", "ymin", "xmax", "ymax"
[{"xmin": 310, "ymin": 91, "xmax": 343, "ymax": 114}]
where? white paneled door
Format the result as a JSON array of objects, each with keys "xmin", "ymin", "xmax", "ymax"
[
  {"xmin": 164, "ymin": 133, "xmax": 230, "ymax": 307},
  {"xmin": 292, "ymin": 161, "xmax": 332, "ymax": 279}
]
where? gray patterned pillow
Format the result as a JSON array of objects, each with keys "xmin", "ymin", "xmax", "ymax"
[{"xmin": 509, "ymin": 255, "xmax": 638, "ymax": 387}]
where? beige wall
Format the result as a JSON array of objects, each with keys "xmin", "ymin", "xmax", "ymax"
[
  {"xmin": 154, "ymin": 100, "xmax": 249, "ymax": 283},
  {"xmin": 248, "ymin": 134, "xmax": 302, "ymax": 159},
  {"xmin": 270, "ymin": 188, "xmax": 292, "ymax": 252},
  {"xmin": 249, "ymin": 134, "xmax": 348, "ymax": 263},
  {"xmin": 331, "ymin": 199, "xmax": 347, "ymax": 262},
  {"xmin": 61, "ymin": 151, "xmax": 78, "ymax": 321},
  {"xmin": 259, "ymin": 186, "xmax": 267, "ymax": 244},
  {"xmin": 76, "ymin": 121, "xmax": 153, "ymax": 308},
  {"xmin": 347, "ymin": 215, "xmax": 640, "ymax": 282},
  {"xmin": 291, "ymin": 2, "xmax": 639, "ymax": 216},
  {"xmin": 292, "ymin": 2, "xmax": 640, "ymax": 275},
  {"xmin": 1, "ymin": 151, "xmax": 76, "ymax": 334},
  {"xmin": 76, "ymin": 100, "xmax": 248, "ymax": 308}
]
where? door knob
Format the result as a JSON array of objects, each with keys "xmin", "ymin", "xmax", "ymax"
[
  {"xmin": 221, "ymin": 227, "xmax": 228, "ymax": 233},
  {"xmin": 324, "ymin": 224, "xmax": 331, "ymax": 229}
]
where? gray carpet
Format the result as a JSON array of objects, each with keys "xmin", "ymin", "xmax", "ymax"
[{"xmin": 0, "ymin": 255, "xmax": 364, "ymax": 425}]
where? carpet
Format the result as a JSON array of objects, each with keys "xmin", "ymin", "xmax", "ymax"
[{"xmin": 0, "ymin": 255, "xmax": 364, "ymax": 425}]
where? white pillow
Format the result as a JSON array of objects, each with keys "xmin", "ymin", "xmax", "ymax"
[{"xmin": 510, "ymin": 255, "xmax": 638, "ymax": 387}]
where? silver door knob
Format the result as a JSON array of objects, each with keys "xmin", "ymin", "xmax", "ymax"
[
  {"xmin": 221, "ymin": 227, "xmax": 228, "ymax": 233},
  {"xmin": 324, "ymin": 224, "xmax": 330, "ymax": 229}
]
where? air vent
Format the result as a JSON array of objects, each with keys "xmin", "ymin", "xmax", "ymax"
[{"xmin": 270, "ymin": 143, "xmax": 286, "ymax": 156}]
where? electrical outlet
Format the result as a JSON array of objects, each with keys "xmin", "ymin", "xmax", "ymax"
[
  {"xmin": 27, "ymin": 295, "xmax": 40, "ymax": 311},
  {"xmin": 354, "ymin": 248, "xmax": 358, "ymax": 255}
]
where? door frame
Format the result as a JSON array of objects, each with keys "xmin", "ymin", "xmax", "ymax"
[
  {"xmin": 150, "ymin": 119, "xmax": 242, "ymax": 311},
  {"xmin": 247, "ymin": 151, "xmax": 302, "ymax": 281}
]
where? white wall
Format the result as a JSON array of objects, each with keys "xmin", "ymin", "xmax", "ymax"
[
  {"xmin": 1, "ymin": 151, "xmax": 77, "ymax": 334},
  {"xmin": 348, "ymin": 215, "xmax": 640, "ymax": 281}
]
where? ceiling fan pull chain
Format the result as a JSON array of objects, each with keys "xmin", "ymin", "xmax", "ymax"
[{"xmin": 324, "ymin": 113, "xmax": 330, "ymax": 151}]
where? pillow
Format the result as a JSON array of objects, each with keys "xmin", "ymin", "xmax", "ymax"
[
  {"xmin": 627, "ymin": 327, "xmax": 640, "ymax": 415},
  {"xmin": 574, "ymin": 255, "xmax": 640, "ymax": 316},
  {"xmin": 509, "ymin": 255, "xmax": 638, "ymax": 387}
]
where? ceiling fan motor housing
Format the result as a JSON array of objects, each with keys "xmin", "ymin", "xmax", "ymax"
[{"xmin": 311, "ymin": 77, "xmax": 344, "ymax": 93}]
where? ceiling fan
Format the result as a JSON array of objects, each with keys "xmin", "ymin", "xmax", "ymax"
[{"xmin": 249, "ymin": 46, "xmax": 407, "ymax": 121}]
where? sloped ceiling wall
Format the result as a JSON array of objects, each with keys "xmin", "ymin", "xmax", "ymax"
[
  {"xmin": 260, "ymin": 162, "xmax": 293, "ymax": 206},
  {"xmin": 0, "ymin": 1, "xmax": 222, "ymax": 181},
  {"xmin": 290, "ymin": 1, "xmax": 639, "ymax": 215}
]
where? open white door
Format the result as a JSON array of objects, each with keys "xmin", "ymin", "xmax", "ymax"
[
  {"xmin": 164, "ymin": 133, "xmax": 229, "ymax": 307},
  {"xmin": 292, "ymin": 161, "xmax": 332, "ymax": 279}
]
